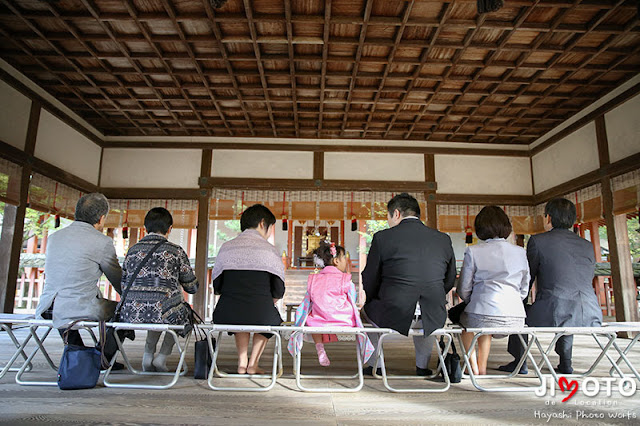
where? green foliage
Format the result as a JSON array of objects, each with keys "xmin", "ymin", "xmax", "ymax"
[
  {"xmin": 598, "ymin": 219, "xmax": 640, "ymax": 260},
  {"xmin": 209, "ymin": 220, "xmax": 241, "ymax": 257},
  {"xmin": 358, "ymin": 220, "xmax": 389, "ymax": 254}
]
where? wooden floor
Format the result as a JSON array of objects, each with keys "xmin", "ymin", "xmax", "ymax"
[{"xmin": 1, "ymin": 326, "xmax": 639, "ymax": 425}]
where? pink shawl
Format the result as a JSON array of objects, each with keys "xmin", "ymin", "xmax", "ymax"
[{"xmin": 212, "ymin": 229, "xmax": 285, "ymax": 282}]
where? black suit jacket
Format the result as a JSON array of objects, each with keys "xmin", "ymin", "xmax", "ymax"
[
  {"xmin": 526, "ymin": 228, "xmax": 602, "ymax": 327},
  {"xmin": 362, "ymin": 218, "xmax": 456, "ymax": 336}
]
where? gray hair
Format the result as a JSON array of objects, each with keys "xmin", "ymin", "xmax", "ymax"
[{"xmin": 75, "ymin": 193, "xmax": 110, "ymax": 225}]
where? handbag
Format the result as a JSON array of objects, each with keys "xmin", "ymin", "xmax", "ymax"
[
  {"xmin": 57, "ymin": 320, "xmax": 106, "ymax": 390},
  {"xmin": 103, "ymin": 240, "xmax": 167, "ymax": 366},
  {"xmin": 439, "ymin": 337, "xmax": 462, "ymax": 384},
  {"xmin": 190, "ymin": 306, "xmax": 214, "ymax": 380},
  {"xmin": 447, "ymin": 301, "xmax": 467, "ymax": 325}
]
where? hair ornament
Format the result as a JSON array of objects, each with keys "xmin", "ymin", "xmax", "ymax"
[
  {"xmin": 313, "ymin": 254, "xmax": 325, "ymax": 268},
  {"xmin": 330, "ymin": 242, "xmax": 337, "ymax": 258}
]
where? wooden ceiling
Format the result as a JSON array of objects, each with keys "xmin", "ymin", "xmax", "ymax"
[{"xmin": 0, "ymin": 0, "xmax": 639, "ymax": 144}]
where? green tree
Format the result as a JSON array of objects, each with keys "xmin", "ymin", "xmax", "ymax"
[
  {"xmin": 598, "ymin": 219, "xmax": 640, "ymax": 261},
  {"xmin": 358, "ymin": 220, "xmax": 389, "ymax": 254},
  {"xmin": 209, "ymin": 220, "xmax": 241, "ymax": 257}
]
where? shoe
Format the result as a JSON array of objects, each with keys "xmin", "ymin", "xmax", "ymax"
[
  {"xmin": 362, "ymin": 366, "xmax": 382, "ymax": 376},
  {"xmin": 416, "ymin": 366, "xmax": 433, "ymax": 376},
  {"xmin": 498, "ymin": 361, "xmax": 528, "ymax": 375},
  {"xmin": 152, "ymin": 354, "xmax": 169, "ymax": 372},
  {"xmin": 102, "ymin": 361, "xmax": 125, "ymax": 372},
  {"xmin": 555, "ymin": 365, "xmax": 574, "ymax": 375},
  {"xmin": 315, "ymin": 343, "xmax": 330, "ymax": 367},
  {"xmin": 142, "ymin": 352, "xmax": 155, "ymax": 372}
]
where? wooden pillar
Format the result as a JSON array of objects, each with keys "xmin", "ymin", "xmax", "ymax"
[
  {"xmin": 193, "ymin": 149, "xmax": 212, "ymax": 317},
  {"xmin": 1, "ymin": 101, "xmax": 40, "ymax": 313},
  {"xmin": 424, "ymin": 154, "xmax": 437, "ymax": 229},
  {"xmin": 589, "ymin": 221, "xmax": 608, "ymax": 312},
  {"xmin": 597, "ymin": 116, "xmax": 638, "ymax": 325}
]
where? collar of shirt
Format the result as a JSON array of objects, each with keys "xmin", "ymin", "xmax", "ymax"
[{"xmin": 401, "ymin": 216, "xmax": 419, "ymax": 221}]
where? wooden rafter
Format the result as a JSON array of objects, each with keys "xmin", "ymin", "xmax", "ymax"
[{"xmin": 0, "ymin": 0, "xmax": 636, "ymax": 141}]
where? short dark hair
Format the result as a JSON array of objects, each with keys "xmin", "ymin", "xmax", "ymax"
[
  {"xmin": 75, "ymin": 193, "xmax": 109, "ymax": 225},
  {"xmin": 314, "ymin": 241, "xmax": 346, "ymax": 267},
  {"xmin": 474, "ymin": 205, "xmax": 512, "ymax": 240},
  {"xmin": 544, "ymin": 198, "xmax": 576, "ymax": 229},
  {"xmin": 387, "ymin": 193, "xmax": 420, "ymax": 218},
  {"xmin": 144, "ymin": 207, "xmax": 173, "ymax": 234},
  {"xmin": 240, "ymin": 204, "xmax": 276, "ymax": 232}
]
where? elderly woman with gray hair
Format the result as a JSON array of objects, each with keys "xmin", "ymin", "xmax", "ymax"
[{"xmin": 36, "ymin": 193, "xmax": 122, "ymax": 347}]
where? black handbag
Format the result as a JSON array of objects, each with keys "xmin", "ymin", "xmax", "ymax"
[
  {"xmin": 102, "ymin": 240, "xmax": 166, "ymax": 367},
  {"xmin": 190, "ymin": 307, "xmax": 214, "ymax": 380},
  {"xmin": 447, "ymin": 301, "xmax": 467, "ymax": 325},
  {"xmin": 439, "ymin": 337, "xmax": 462, "ymax": 384},
  {"xmin": 57, "ymin": 320, "xmax": 106, "ymax": 390}
]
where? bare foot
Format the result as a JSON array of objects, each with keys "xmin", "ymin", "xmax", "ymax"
[
  {"xmin": 237, "ymin": 366, "xmax": 247, "ymax": 374},
  {"xmin": 247, "ymin": 365, "xmax": 265, "ymax": 375}
]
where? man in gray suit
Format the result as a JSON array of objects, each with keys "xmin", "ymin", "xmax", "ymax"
[
  {"xmin": 36, "ymin": 193, "xmax": 122, "ymax": 346},
  {"xmin": 500, "ymin": 198, "xmax": 602, "ymax": 374}
]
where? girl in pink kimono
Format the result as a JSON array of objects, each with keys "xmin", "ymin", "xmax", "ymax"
[{"xmin": 288, "ymin": 241, "xmax": 373, "ymax": 366}]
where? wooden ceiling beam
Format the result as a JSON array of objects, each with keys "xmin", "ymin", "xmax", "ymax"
[
  {"xmin": 160, "ymin": 0, "xmax": 233, "ymax": 136},
  {"xmin": 339, "ymin": 0, "xmax": 373, "ymax": 137},
  {"xmin": 243, "ymin": 0, "xmax": 277, "ymax": 137},
  {"xmin": 202, "ymin": 0, "xmax": 256, "ymax": 136},
  {"xmin": 44, "ymin": 1, "xmax": 161, "ymax": 136}
]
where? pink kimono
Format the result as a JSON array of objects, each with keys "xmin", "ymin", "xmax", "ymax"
[
  {"xmin": 306, "ymin": 266, "xmax": 358, "ymax": 327},
  {"xmin": 287, "ymin": 266, "xmax": 374, "ymax": 362}
]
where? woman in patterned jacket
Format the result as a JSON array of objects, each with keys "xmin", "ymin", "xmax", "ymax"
[{"xmin": 118, "ymin": 207, "xmax": 198, "ymax": 372}]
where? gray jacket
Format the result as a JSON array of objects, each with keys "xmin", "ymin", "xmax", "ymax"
[
  {"xmin": 35, "ymin": 221, "xmax": 122, "ymax": 328},
  {"xmin": 526, "ymin": 228, "xmax": 602, "ymax": 327},
  {"xmin": 458, "ymin": 238, "xmax": 530, "ymax": 318}
]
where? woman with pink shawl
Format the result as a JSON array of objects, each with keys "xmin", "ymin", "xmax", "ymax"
[{"xmin": 212, "ymin": 204, "xmax": 285, "ymax": 375}]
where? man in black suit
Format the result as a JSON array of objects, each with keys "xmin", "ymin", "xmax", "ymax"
[
  {"xmin": 362, "ymin": 193, "xmax": 457, "ymax": 375},
  {"xmin": 500, "ymin": 198, "xmax": 602, "ymax": 375}
]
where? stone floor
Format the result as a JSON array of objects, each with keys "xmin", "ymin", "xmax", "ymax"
[{"xmin": 1, "ymin": 325, "xmax": 639, "ymax": 425}]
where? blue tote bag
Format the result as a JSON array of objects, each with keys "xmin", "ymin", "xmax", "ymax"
[{"xmin": 57, "ymin": 321, "xmax": 104, "ymax": 390}]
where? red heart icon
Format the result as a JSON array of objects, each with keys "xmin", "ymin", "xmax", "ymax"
[{"xmin": 558, "ymin": 376, "xmax": 578, "ymax": 402}]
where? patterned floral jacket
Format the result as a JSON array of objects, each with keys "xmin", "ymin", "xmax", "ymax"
[{"xmin": 118, "ymin": 234, "xmax": 198, "ymax": 326}]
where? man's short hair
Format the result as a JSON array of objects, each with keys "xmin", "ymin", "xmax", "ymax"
[
  {"xmin": 240, "ymin": 204, "xmax": 276, "ymax": 232},
  {"xmin": 387, "ymin": 193, "xmax": 420, "ymax": 218},
  {"xmin": 75, "ymin": 193, "xmax": 109, "ymax": 225},
  {"xmin": 474, "ymin": 205, "xmax": 512, "ymax": 240},
  {"xmin": 544, "ymin": 198, "xmax": 576, "ymax": 229},
  {"xmin": 144, "ymin": 207, "xmax": 173, "ymax": 234}
]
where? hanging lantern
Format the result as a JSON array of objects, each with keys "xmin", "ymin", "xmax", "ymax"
[
  {"xmin": 52, "ymin": 183, "xmax": 60, "ymax": 228},
  {"xmin": 465, "ymin": 226, "xmax": 473, "ymax": 244},
  {"xmin": 350, "ymin": 192, "xmax": 357, "ymax": 231},
  {"xmin": 122, "ymin": 200, "xmax": 130, "ymax": 239},
  {"xmin": 465, "ymin": 206, "xmax": 472, "ymax": 244},
  {"xmin": 282, "ymin": 191, "xmax": 288, "ymax": 230}
]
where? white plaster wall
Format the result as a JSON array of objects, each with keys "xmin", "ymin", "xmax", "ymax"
[
  {"xmin": 35, "ymin": 110, "xmax": 101, "ymax": 185},
  {"xmin": 605, "ymin": 94, "xmax": 640, "ymax": 163},
  {"xmin": 0, "ymin": 79, "xmax": 31, "ymax": 150},
  {"xmin": 101, "ymin": 148, "xmax": 201, "ymax": 188},
  {"xmin": 435, "ymin": 155, "xmax": 532, "ymax": 195},
  {"xmin": 211, "ymin": 150, "xmax": 313, "ymax": 179},
  {"xmin": 324, "ymin": 152, "xmax": 425, "ymax": 181},
  {"xmin": 532, "ymin": 122, "xmax": 599, "ymax": 194}
]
